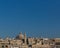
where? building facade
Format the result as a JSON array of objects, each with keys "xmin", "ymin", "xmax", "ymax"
[{"xmin": 0, "ymin": 32, "xmax": 60, "ymax": 48}]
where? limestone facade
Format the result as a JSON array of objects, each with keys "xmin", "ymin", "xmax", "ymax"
[{"xmin": 0, "ymin": 32, "xmax": 60, "ymax": 48}]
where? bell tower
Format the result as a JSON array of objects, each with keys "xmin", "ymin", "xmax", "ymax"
[{"xmin": 24, "ymin": 33, "xmax": 27, "ymax": 44}]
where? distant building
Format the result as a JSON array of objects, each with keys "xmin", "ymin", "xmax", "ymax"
[{"xmin": 0, "ymin": 32, "xmax": 60, "ymax": 48}]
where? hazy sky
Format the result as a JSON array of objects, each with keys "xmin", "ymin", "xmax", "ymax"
[{"xmin": 0, "ymin": 0, "xmax": 60, "ymax": 38}]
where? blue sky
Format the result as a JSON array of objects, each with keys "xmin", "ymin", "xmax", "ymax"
[{"xmin": 0, "ymin": 0, "xmax": 60, "ymax": 38}]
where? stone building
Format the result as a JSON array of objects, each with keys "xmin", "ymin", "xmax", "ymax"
[
  {"xmin": 55, "ymin": 38, "xmax": 60, "ymax": 48},
  {"xmin": 0, "ymin": 32, "xmax": 60, "ymax": 48}
]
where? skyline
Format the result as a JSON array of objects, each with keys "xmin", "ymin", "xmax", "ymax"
[{"xmin": 0, "ymin": 0, "xmax": 60, "ymax": 38}]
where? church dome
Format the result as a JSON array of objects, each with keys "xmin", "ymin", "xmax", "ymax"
[
  {"xmin": 16, "ymin": 32, "xmax": 24, "ymax": 40},
  {"xmin": 19, "ymin": 32, "xmax": 24, "ymax": 39}
]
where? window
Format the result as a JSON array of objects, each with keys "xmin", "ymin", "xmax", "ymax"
[{"xmin": 2, "ymin": 45, "xmax": 4, "ymax": 48}]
